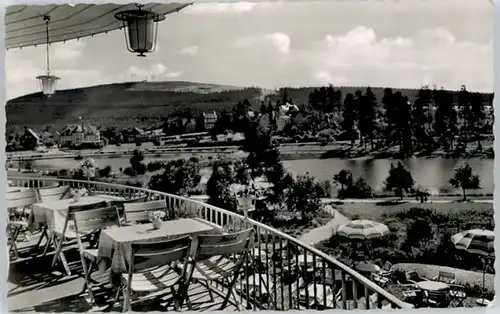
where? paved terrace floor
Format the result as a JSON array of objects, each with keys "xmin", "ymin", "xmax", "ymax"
[{"xmin": 8, "ymin": 237, "xmax": 238, "ymax": 312}]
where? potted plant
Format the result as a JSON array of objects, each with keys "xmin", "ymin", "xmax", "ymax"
[{"xmin": 148, "ymin": 210, "xmax": 166, "ymax": 229}]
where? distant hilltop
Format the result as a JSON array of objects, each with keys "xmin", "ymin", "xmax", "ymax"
[{"xmin": 6, "ymin": 81, "xmax": 493, "ymax": 133}]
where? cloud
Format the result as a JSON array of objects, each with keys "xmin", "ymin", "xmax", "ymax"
[
  {"xmin": 187, "ymin": 2, "xmax": 257, "ymax": 14},
  {"xmin": 51, "ymin": 40, "xmax": 85, "ymax": 61},
  {"xmin": 306, "ymin": 26, "xmax": 491, "ymax": 89},
  {"xmin": 178, "ymin": 45, "xmax": 199, "ymax": 55},
  {"xmin": 235, "ymin": 32, "xmax": 291, "ymax": 54},
  {"xmin": 127, "ymin": 63, "xmax": 183, "ymax": 80}
]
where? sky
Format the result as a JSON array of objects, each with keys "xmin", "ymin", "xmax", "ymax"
[{"xmin": 5, "ymin": 0, "xmax": 494, "ymax": 100}]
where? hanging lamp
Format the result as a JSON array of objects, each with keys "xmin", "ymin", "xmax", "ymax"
[
  {"xmin": 114, "ymin": 4, "xmax": 165, "ymax": 57},
  {"xmin": 36, "ymin": 15, "xmax": 60, "ymax": 97}
]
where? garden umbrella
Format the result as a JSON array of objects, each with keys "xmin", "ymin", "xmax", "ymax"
[
  {"xmin": 335, "ymin": 220, "xmax": 390, "ymax": 264},
  {"xmin": 451, "ymin": 229, "xmax": 494, "ymax": 302},
  {"xmin": 335, "ymin": 220, "xmax": 390, "ymax": 240},
  {"xmin": 451, "ymin": 229, "xmax": 495, "ymax": 257}
]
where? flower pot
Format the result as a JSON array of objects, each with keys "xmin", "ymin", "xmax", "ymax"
[
  {"xmin": 73, "ymin": 194, "xmax": 81, "ymax": 203},
  {"xmin": 152, "ymin": 218, "xmax": 162, "ymax": 230}
]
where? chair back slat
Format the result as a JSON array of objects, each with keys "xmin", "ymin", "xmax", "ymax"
[
  {"xmin": 68, "ymin": 200, "xmax": 108, "ymax": 213},
  {"xmin": 38, "ymin": 186, "xmax": 70, "ymax": 202},
  {"xmin": 123, "ymin": 200, "xmax": 167, "ymax": 222},
  {"xmin": 110, "ymin": 195, "xmax": 149, "ymax": 219},
  {"xmin": 72, "ymin": 206, "xmax": 121, "ymax": 233},
  {"xmin": 7, "ymin": 189, "xmax": 39, "ymax": 208},
  {"xmin": 131, "ymin": 236, "xmax": 192, "ymax": 272},
  {"xmin": 195, "ymin": 228, "xmax": 254, "ymax": 259},
  {"xmin": 437, "ymin": 271, "xmax": 455, "ymax": 283}
]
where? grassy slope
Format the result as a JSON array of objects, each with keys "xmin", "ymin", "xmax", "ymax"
[{"xmin": 6, "ymin": 81, "xmax": 494, "ymax": 133}]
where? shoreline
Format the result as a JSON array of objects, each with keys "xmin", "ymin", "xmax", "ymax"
[{"xmin": 6, "ymin": 141, "xmax": 494, "ymax": 163}]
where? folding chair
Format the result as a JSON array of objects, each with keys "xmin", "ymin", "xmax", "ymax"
[
  {"xmin": 432, "ymin": 271, "xmax": 456, "ymax": 284},
  {"xmin": 109, "ymin": 195, "xmax": 149, "ymax": 222},
  {"xmin": 7, "ymin": 189, "xmax": 40, "ymax": 258},
  {"xmin": 448, "ymin": 284, "xmax": 467, "ymax": 307},
  {"xmin": 72, "ymin": 205, "xmax": 122, "ymax": 304},
  {"xmin": 37, "ymin": 186, "xmax": 71, "ymax": 203},
  {"xmin": 51, "ymin": 200, "xmax": 108, "ymax": 275},
  {"xmin": 183, "ymin": 228, "xmax": 254, "ymax": 310},
  {"xmin": 425, "ymin": 290, "xmax": 450, "ymax": 308},
  {"xmin": 122, "ymin": 200, "xmax": 167, "ymax": 223},
  {"xmin": 117, "ymin": 236, "xmax": 193, "ymax": 312},
  {"xmin": 34, "ymin": 186, "xmax": 71, "ymax": 252}
]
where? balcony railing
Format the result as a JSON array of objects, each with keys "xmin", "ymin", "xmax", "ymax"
[{"xmin": 8, "ymin": 176, "xmax": 411, "ymax": 310}]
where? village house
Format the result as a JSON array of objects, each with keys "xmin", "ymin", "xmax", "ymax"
[
  {"xmin": 19, "ymin": 127, "xmax": 42, "ymax": 150},
  {"xmin": 58, "ymin": 123, "xmax": 103, "ymax": 149},
  {"xmin": 202, "ymin": 111, "xmax": 218, "ymax": 130},
  {"xmin": 121, "ymin": 127, "xmax": 145, "ymax": 143}
]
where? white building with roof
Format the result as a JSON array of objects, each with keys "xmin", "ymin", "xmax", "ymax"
[{"xmin": 58, "ymin": 123, "xmax": 102, "ymax": 148}]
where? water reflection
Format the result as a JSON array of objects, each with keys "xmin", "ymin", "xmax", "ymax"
[{"xmin": 19, "ymin": 156, "xmax": 494, "ymax": 194}]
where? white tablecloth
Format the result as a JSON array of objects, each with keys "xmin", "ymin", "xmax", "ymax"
[
  {"xmin": 417, "ymin": 280, "xmax": 449, "ymax": 291},
  {"xmin": 31, "ymin": 194, "xmax": 123, "ymax": 232},
  {"xmin": 97, "ymin": 218, "xmax": 219, "ymax": 274}
]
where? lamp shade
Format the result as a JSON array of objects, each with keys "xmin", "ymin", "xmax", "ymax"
[
  {"xmin": 36, "ymin": 74, "xmax": 60, "ymax": 97},
  {"xmin": 115, "ymin": 9, "xmax": 165, "ymax": 57}
]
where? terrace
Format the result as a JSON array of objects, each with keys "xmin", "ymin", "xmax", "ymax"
[{"xmin": 7, "ymin": 177, "xmax": 410, "ymax": 312}]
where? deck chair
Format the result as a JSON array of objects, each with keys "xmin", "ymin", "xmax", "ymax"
[
  {"xmin": 432, "ymin": 271, "xmax": 456, "ymax": 284},
  {"xmin": 72, "ymin": 206, "xmax": 121, "ymax": 304},
  {"xmin": 183, "ymin": 228, "xmax": 254, "ymax": 311},
  {"xmin": 7, "ymin": 189, "xmax": 40, "ymax": 259},
  {"xmin": 117, "ymin": 236, "xmax": 193, "ymax": 312},
  {"xmin": 122, "ymin": 200, "xmax": 167, "ymax": 223},
  {"xmin": 109, "ymin": 195, "xmax": 149, "ymax": 222},
  {"xmin": 51, "ymin": 200, "xmax": 108, "ymax": 275}
]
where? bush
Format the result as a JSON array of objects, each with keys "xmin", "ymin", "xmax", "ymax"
[
  {"xmin": 147, "ymin": 161, "xmax": 164, "ymax": 172},
  {"xmin": 98, "ymin": 165, "xmax": 112, "ymax": 178},
  {"xmin": 123, "ymin": 167, "xmax": 135, "ymax": 176}
]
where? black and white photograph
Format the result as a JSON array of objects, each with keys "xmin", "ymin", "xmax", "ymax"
[{"xmin": 4, "ymin": 0, "xmax": 496, "ymax": 312}]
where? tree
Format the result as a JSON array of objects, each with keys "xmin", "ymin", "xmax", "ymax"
[
  {"xmin": 206, "ymin": 160, "xmax": 237, "ymax": 212},
  {"xmin": 433, "ymin": 88, "xmax": 458, "ymax": 151},
  {"xmin": 412, "ymin": 86, "xmax": 433, "ymax": 150},
  {"xmin": 384, "ymin": 162, "xmax": 415, "ymax": 199},
  {"xmin": 148, "ymin": 158, "xmax": 201, "ymax": 195},
  {"xmin": 393, "ymin": 92, "xmax": 413, "ymax": 157},
  {"xmin": 340, "ymin": 93, "xmax": 357, "ymax": 148},
  {"xmin": 358, "ymin": 87, "xmax": 377, "ymax": 149},
  {"xmin": 449, "ymin": 163, "xmax": 481, "ymax": 201},
  {"xmin": 285, "ymin": 174, "xmax": 322, "ymax": 221},
  {"xmin": 333, "ymin": 170, "xmax": 353, "ymax": 193},
  {"xmin": 129, "ymin": 149, "xmax": 146, "ymax": 175}
]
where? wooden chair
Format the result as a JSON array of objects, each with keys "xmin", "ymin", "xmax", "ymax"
[
  {"xmin": 7, "ymin": 189, "xmax": 39, "ymax": 258},
  {"xmin": 183, "ymin": 228, "xmax": 254, "ymax": 310},
  {"xmin": 448, "ymin": 284, "xmax": 467, "ymax": 307},
  {"xmin": 109, "ymin": 196, "xmax": 148, "ymax": 221},
  {"xmin": 37, "ymin": 186, "xmax": 71, "ymax": 203},
  {"xmin": 425, "ymin": 290, "xmax": 450, "ymax": 308},
  {"xmin": 51, "ymin": 200, "xmax": 108, "ymax": 275},
  {"xmin": 406, "ymin": 271, "xmax": 426, "ymax": 283},
  {"xmin": 432, "ymin": 271, "xmax": 456, "ymax": 284},
  {"xmin": 7, "ymin": 189, "xmax": 39, "ymax": 217},
  {"xmin": 117, "ymin": 236, "xmax": 193, "ymax": 312},
  {"xmin": 72, "ymin": 205, "xmax": 121, "ymax": 304},
  {"xmin": 122, "ymin": 200, "xmax": 167, "ymax": 223},
  {"xmin": 35, "ymin": 186, "xmax": 71, "ymax": 249}
]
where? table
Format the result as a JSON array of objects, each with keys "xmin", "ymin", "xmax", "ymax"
[
  {"xmin": 476, "ymin": 298, "xmax": 491, "ymax": 307},
  {"xmin": 97, "ymin": 218, "xmax": 219, "ymax": 274},
  {"xmin": 355, "ymin": 262, "xmax": 381, "ymax": 273},
  {"xmin": 31, "ymin": 194, "xmax": 123, "ymax": 231},
  {"xmin": 7, "ymin": 186, "xmax": 29, "ymax": 193},
  {"xmin": 417, "ymin": 280, "xmax": 450, "ymax": 291}
]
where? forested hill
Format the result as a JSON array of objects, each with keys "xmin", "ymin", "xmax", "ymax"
[
  {"xmin": 6, "ymin": 81, "xmax": 493, "ymax": 133},
  {"xmin": 6, "ymin": 81, "xmax": 264, "ymax": 132}
]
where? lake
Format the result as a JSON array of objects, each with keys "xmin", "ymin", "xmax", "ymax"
[{"xmin": 22, "ymin": 155, "xmax": 494, "ymax": 194}]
